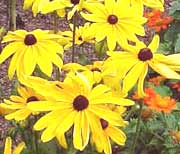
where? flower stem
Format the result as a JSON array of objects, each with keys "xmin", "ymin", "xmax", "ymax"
[
  {"xmin": 8, "ymin": 0, "xmax": 16, "ymax": 30},
  {"xmin": 72, "ymin": 11, "xmax": 77, "ymax": 62},
  {"xmin": 53, "ymin": 12, "xmax": 60, "ymax": 80},
  {"xmin": 130, "ymin": 102, "xmax": 143, "ymax": 154},
  {"xmin": 53, "ymin": 12, "xmax": 58, "ymax": 33}
]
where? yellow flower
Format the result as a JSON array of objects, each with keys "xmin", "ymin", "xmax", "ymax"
[
  {"xmin": 63, "ymin": 61, "xmax": 104, "ymax": 83},
  {"xmin": 23, "ymin": 0, "xmax": 46, "ymax": 16},
  {"xmin": 62, "ymin": 23, "xmax": 95, "ymax": 47},
  {"xmin": 81, "ymin": 0, "xmax": 146, "ymax": 50},
  {"xmin": 62, "ymin": 61, "xmax": 126, "ymax": 96},
  {"xmin": 91, "ymin": 116, "xmax": 127, "ymax": 154},
  {"xmin": 40, "ymin": 0, "xmax": 95, "ymax": 19},
  {"xmin": 126, "ymin": 0, "xmax": 164, "ymax": 15},
  {"xmin": 0, "ymin": 29, "xmax": 63, "ymax": 79},
  {"xmin": 20, "ymin": 73, "xmax": 134, "ymax": 151},
  {"xmin": 107, "ymin": 35, "xmax": 180, "ymax": 97},
  {"xmin": 0, "ymin": 86, "xmax": 45, "ymax": 121},
  {"xmin": 3, "ymin": 137, "xmax": 25, "ymax": 154}
]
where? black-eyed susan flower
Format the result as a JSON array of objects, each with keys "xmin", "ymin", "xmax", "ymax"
[
  {"xmin": 92, "ymin": 119, "xmax": 126, "ymax": 154},
  {"xmin": 23, "ymin": 0, "xmax": 46, "ymax": 16},
  {"xmin": 40, "ymin": 0, "xmax": 96, "ymax": 19},
  {"xmin": 20, "ymin": 73, "xmax": 134, "ymax": 151},
  {"xmin": 0, "ymin": 29, "xmax": 64, "ymax": 79},
  {"xmin": 62, "ymin": 23, "xmax": 95, "ymax": 47},
  {"xmin": 62, "ymin": 61, "xmax": 108, "ymax": 84},
  {"xmin": 106, "ymin": 35, "xmax": 180, "ymax": 97},
  {"xmin": 81, "ymin": 0, "xmax": 147, "ymax": 51},
  {"xmin": 91, "ymin": 107, "xmax": 127, "ymax": 154},
  {"xmin": 62, "ymin": 61, "xmax": 126, "ymax": 96},
  {"xmin": 0, "ymin": 86, "xmax": 45, "ymax": 121},
  {"xmin": 3, "ymin": 137, "xmax": 25, "ymax": 154}
]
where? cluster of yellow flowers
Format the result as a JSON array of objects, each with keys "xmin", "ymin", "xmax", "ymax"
[{"xmin": 1, "ymin": 0, "xmax": 179, "ymax": 154}]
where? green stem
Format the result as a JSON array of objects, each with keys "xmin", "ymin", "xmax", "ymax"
[
  {"xmin": 130, "ymin": 103, "xmax": 143, "ymax": 154},
  {"xmin": 72, "ymin": 11, "xmax": 77, "ymax": 63},
  {"xmin": 33, "ymin": 116, "xmax": 40, "ymax": 154},
  {"xmin": 161, "ymin": 111, "xmax": 169, "ymax": 129},
  {"xmin": 8, "ymin": 0, "xmax": 16, "ymax": 30},
  {"xmin": 53, "ymin": 12, "xmax": 60, "ymax": 80},
  {"xmin": 53, "ymin": 12, "xmax": 58, "ymax": 34}
]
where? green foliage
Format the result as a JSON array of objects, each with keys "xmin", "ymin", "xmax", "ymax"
[
  {"xmin": 169, "ymin": 0, "xmax": 180, "ymax": 16},
  {"xmin": 153, "ymin": 85, "xmax": 172, "ymax": 97},
  {"xmin": 175, "ymin": 33, "xmax": 180, "ymax": 51},
  {"xmin": 160, "ymin": 0, "xmax": 180, "ymax": 53}
]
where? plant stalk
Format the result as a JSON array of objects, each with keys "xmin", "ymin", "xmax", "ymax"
[
  {"xmin": 130, "ymin": 102, "xmax": 143, "ymax": 154},
  {"xmin": 72, "ymin": 11, "xmax": 77, "ymax": 62},
  {"xmin": 8, "ymin": 0, "xmax": 16, "ymax": 30}
]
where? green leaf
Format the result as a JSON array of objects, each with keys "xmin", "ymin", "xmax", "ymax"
[
  {"xmin": 164, "ymin": 24, "xmax": 177, "ymax": 43},
  {"xmin": 153, "ymin": 85, "xmax": 172, "ymax": 97},
  {"xmin": 170, "ymin": 0, "xmax": 180, "ymax": 15},
  {"xmin": 158, "ymin": 42, "xmax": 172, "ymax": 54},
  {"xmin": 172, "ymin": 11, "xmax": 180, "ymax": 20}
]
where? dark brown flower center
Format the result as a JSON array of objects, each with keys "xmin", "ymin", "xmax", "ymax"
[
  {"xmin": 24, "ymin": 34, "xmax": 37, "ymax": 45},
  {"xmin": 100, "ymin": 119, "xmax": 108, "ymax": 129},
  {"xmin": 90, "ymin": 68, "xmax": 101, "ymax": 72},
  {"xmin": 138, "ymin": 48, "xmax": 153, "ymax": 61},
  {"xmin": 78, "ymin": 36, "xmax": 83, "ymax": 41},
  {"xmin": 107, "ymin": 15, "xmax": 118, "ymax": 24},
  {"xmin": 26, "ymin": 96, "xmax": 39, "ymax": 103},
  {"xmin": 71, "ymin": 0, "xmax": 80, "ymax": 5},
  {"xmin": 73, "ymin": 95, "xmax": 89, "ymax": 111}
]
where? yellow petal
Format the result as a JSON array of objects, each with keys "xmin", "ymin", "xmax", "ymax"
[
  {"xmin": 91, "ymin": 94, "xmax": 134, "ymax": 106},
  {"xmin": 122, "ymin": 62, "xmax": 145, "ymax": 94},
  {"xmin": 149, "ymin": 61, "xmax": 180, "ymax": 79},
  {"xmin": 88, "ymin": 84, "xmax": 110, "ymax": 100},
  {"xmin": 137, "ymin": 64, "xmax": 148, "ymax": 97},
  {"xmin": 56, "ymin": 133, "xmax": 68, "ymax": 149},
  {"xmin": 0, "ymin": 42, "xmax": 22, "ymax": 64},
  {"xmin": 55, "ymin": 111, "xmax": 76, "ymax": 137},
  {"xmin": 13, "ymin": 142, "xmax": 25, "ymax": 154},
  {"xmin": 23, "ymin": 0, "xmax": 34, "ymax": 9},
  {"xmin": 81, "ymin": 112, "xmax": 90, "ymax": 150},
  {"xmin": 148, "ymin": 35, "xmax": 160, "ymax": 53},
  {"xmin": 4, "ymin": 137, "xmax": 12, "ymax": 154},
  {"xmin": 23, "ymin": 47, "xmax": 37, "ymax": 75},
  {"xmin": 5, "ymin": 109, "xmax": 31, "ymax": 121},
  {"xmin": 27, "ymin": 101, "xmax": 70, "ymax": 111},
  {"xmin": 8, "ymin": 50, "xmax": 25, "ymax": 79},
  {"xmin": 34, "ymin": 111, "xmax": 58, "ymax": 130},
  {"xmin": 73, "ymin": 112, "xmax": 83, "ymax": 150},
  {"xmin": 107, "ymin": 126, "xmax": 126, "ymax": 145},
  {"xmin": 90, "ymin": 105, "xmax": 125, "ymax": 126}
]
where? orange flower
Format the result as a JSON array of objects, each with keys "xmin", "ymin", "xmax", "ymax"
[
  {"xmin": 132, "ymin": 87, "xmax": 156, "ymax": 101},
  {"xmin": 143, "ymin": 88, "xmax": 157, "ymax": 103},
  {"xmin": 144, "ymin": 9, "xmax": 173, "ymax": 32},
  {"xmin": 170, "ymin": 81, "xmax": 180, "ymax": 92},
  {"xmin": 144, "ymin": 94, "xmax": 176, "ymax": 113},
  {"xmin": 148, "ymin": 76, "xmax": 166, "ymax": 86}
]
